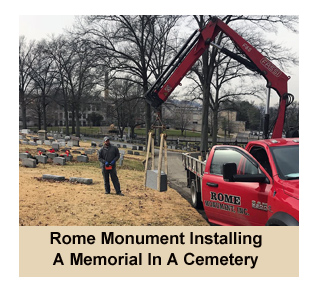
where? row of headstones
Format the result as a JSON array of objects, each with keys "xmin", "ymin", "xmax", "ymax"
[
  {"xmin": 19, "ymin": 139, "xmax": 80, "ymax": 148},
  {"xmin": 48, "ymin": 143, "xmax": 96, "ymax": 155},
  {"xmin": 19, "ymin": 152, "xmax": 89, "ymax": 168},
  {"xmin": 117, "ymin": 144, "xmax": 144, "ymax": 151},
  {"xmin": 91, "ymin": 141, "xmax": 145, "ymax": 152},
  {"xmin": 127, "ymin": 150, "xmax": 141, "ymax": 156}
]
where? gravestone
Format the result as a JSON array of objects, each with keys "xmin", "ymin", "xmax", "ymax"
[
  {"xmin": 19, "ymin": 152, "xmax": 31, "ymax": 160},
  {"xmin": 64, "ymin": 155, "xmax": 73, "ymax": 161},
  {"xmin": 69, "ymin": 177, "xmax": 93, "ymax": 185},
  {"xmin": 35, "ymin": 155, "xmax": 48, "ymax": 164},
  {"xmin": 77, "ymin": 155, "xmax": 89, "ymax": 162},
  {"xmin": 22, "ymin": 158, "xmax": 36, "ymax": 168},
  {"xmin": 38, "ymin": 130, "xmax": 47, "ymax": 141},
  {"xmin": 119, "ymin": 151, "xmax": 125, "ymax": 166},
  {"xmin": 70, "ymin": 136, "xmax": 80, "ymax": 147},
  {"xmin": 53, "ymin": 157, "xmax": 66, "ymax": 165},
  {"xmin": 84, "ymin": 149, "xmax": 95, "ymax": 155},
  {"xmin": 42, "ymin": 174, "xmax": 65, "ymax": 181},
  {"xmin": 47, "ymin": 152, "xmax": 58, "ymax": 159},
  {"xmin": 21, "ymin": 129, "xmax": 30, "ymax": 134},
  {"xmin": 52, "ymin": 143, "xmax": 60, "ymax": 151},
  {"xmin": 146, "ymin": 170, "xmax": 167, "ymax": 192}
]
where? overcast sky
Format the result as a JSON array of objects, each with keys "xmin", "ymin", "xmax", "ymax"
[{"xmin": 19, "ymin": 15, "xmax": 299, "ymax": 107}]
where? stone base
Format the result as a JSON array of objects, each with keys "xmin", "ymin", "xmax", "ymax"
[{"xmin": 146, "ymin": 170, "xmax": 167, "ymax": 192}]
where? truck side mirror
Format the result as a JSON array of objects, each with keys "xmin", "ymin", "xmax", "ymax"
[
  {"xmin": 223, "ymin": 163, "xmax": 237, "ymax": 182},
  {"xmin": 223, "ymin": 162, "xmax": 268, "ymax": 183}
]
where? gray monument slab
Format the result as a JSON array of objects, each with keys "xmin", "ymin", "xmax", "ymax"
[
  {"xmin": 53, "ymin": 157, "xmax": 66, "ymax": 165},
  {"xmin": 19, "ymin": 153, "xmax": 31, "ymax": 160},
  {"xmin": 77, "ymin": 155, "xmax": 89, "ymax": 162},
  {"xmin": 64, "ymin": 155, "xmax": 73, "ymax": 161},
  {"xmin": 47, "ymin": 152, "xmax": 58, "ymax": 159},
  {"xmin": 35, "ymin": 155, "xmax": 48, "ymax": 164},
  {"xmin": 146, "ymin": 170, "xmax": 167, "ymax": 192},
  {"xmin": 52, "ymin": 143, "xmax": 60, "ymax": 151},
  {"xmin": 22, "ymin": 158, "xmax": 36, "ymax": 168},
  {"xmin": 42, "ymin": 174, "xmax": 65, "ymax": 181},
  {"xmin": 69, "ymin": 177, "xmax": 93, "ymax": 185}
]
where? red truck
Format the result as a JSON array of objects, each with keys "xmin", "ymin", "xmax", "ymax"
[
  {"xmin": 183, "ymin": 138, "xmax": 299, "ymax": 225},
  {"xmin": 145, "ymin": 16, "xmax": 299, "ymax": 225}
]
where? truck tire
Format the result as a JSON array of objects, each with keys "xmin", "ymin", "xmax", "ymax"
[
  {"xmin": 190, "ymin": 180, "xmax": 203, "ymax": 209},
  {"xmin": 266, "ymin": 212, "xmax": 299, "ymax": 226}
]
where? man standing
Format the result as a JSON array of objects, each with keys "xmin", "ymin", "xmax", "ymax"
[{"xmin": 98, "ymin": 136, "xmax": 124, "ymax": 196}]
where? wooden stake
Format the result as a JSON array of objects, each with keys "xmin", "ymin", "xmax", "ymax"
[
  {"xmin": 157, "ymin": 133, "xmax": 164, "ymax": 191},
  {"xmin": 144, "ymin": 132, "xmax": 152, "ymax": 186},
  {"xmin": 164, "ymin": 136, "xmax": 168, "ymax": 176},
  {"xmin": 151, "ymin": 136, "xmax": 155, "ymax": 170}
]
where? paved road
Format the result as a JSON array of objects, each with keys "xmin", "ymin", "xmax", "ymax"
[{"xmin": 151, "ymin": 150, "xmax": 210, "ymax": 224}]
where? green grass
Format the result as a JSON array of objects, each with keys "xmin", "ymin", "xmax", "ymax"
[
  {"xmin": 134, "ymin": 128, "xmax": 201, "ymax": 137},
  {"xmin": 29, "ymin": 126, "xmax": 201, "ymax": 138},
  {"xmin": 121, "ymin": 159, "xmax": 144, "ymax": 171}
]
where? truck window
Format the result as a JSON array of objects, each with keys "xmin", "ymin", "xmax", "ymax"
[
  {"xmin": 210, "ymin": 148, "xmax": 260, "ymax": 175},
  {"xmin": 249, "ymin": 146, "xmax": 272, "ymax": 177},
  {"xmin": 270, "ymin": 145, "xmax": 299, "ymax": 180}
]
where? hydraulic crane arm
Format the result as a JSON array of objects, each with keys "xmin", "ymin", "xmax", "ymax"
[{"xmin": 145, "ymin": 16, "xmax": 293, "ymax": 138}]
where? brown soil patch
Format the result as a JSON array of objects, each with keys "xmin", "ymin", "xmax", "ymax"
[{"xmin": 19, "ymin": 143, "xmax": 208, "ymax": 226}]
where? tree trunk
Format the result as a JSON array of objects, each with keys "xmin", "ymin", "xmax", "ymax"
[
  {"xmin": 42, "ymin": 94, "xmax": 47, "ymax": 131},
  {"xmin": 200, "ymin": 84, "xmax": 210, "ymax": 159},
  {"xmin": 20, "ymin": 90, "xmax": 27, "ymax": 129},
  {"xmin": 212, "ymin": 103, "xmax": 219, "ymax": 146},
  {"xmin": 71, "ymin": 103, "xmax": 75, "ymax": 134},
  {"xmin": 145, "ymin": 101, "xmax": 151, "ymax": 144},
  {"xmin": 75, "ymin": 102, "xmax": 81, "ymax": 137},
  {"xmin": 37, "ymin": 106, "xmax": 41, "ymax": 130},
  {"xmin": 62, "ymin": 88, "xmax": 70, "ymax": 135},
  {"xmin": 64, "ymin": 106, "xmax": 69, "ymax": 136}
]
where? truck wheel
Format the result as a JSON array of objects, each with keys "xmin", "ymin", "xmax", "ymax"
[{"xmin": 191, "ymin": 180, "xmax": 203, "ymax": 209}]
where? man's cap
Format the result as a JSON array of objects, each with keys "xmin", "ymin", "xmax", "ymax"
[{"xmin": 103, "ymin": 136, "xmax": 110, "ymax": 142}]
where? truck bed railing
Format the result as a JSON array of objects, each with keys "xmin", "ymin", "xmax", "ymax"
[{"xmin": 182, "ymin": 153, "xmax": 206, "ymax": 178}]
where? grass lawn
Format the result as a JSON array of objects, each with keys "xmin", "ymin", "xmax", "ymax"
[{"xmin": 30, "ymin": 126, "xmax": 201, "ymax": 138}]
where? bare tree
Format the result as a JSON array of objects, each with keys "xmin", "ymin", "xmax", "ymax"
[
  {"xmin": 109, "ymin": 78, "xmax": 145, "ymax": 138},
  {"xmin": 19, "ymin": 36, "xmax": 37, "ymax": 128},
  {"xmin": 45, "ymin": 36, "xmax": 74, "ymax": 135},
  {"xmin": 76, "ymin": 15, "xmax": 180, "ymax": 141},
  {"xmin": 54, "ymin": 36, "xmax": 99, "ymax": 136},
  {"xmin": 28, "ymin": 40, "xmax": 57, "ymax": 130}
]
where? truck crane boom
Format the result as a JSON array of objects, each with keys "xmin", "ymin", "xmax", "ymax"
[{"xmin": 145, "ymin": 16, "xmax": 295, "ymax": 139}]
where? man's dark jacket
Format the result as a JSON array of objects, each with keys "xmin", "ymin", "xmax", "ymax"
[{"xmin": 98, "ymin": 144, "xmax": 120, "ymax": 166}]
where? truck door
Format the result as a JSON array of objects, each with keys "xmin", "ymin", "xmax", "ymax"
[{"xmin": 202, "ymin": 146, "xmax": 272, "ymax": 226}]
